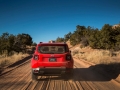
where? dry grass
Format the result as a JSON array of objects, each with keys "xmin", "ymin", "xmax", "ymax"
[
  {"xmin": 70, "ymin": 44, "xmax": 120, "ymax": 78},
  {"xmin": 85, "ymin": 50, "xmax": 113, "ymax": 64},
  {"xmin": 71, "ymin": 46, "xmax": 120, "ymax": 64},
  {"xmin": 0, "ymin": 53, "xmax": 29, "ymax": 68}
]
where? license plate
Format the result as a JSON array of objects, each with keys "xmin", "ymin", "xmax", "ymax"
[{"xmin": 49, "ymin": 58, "xmax": 56, "ymax": 62}]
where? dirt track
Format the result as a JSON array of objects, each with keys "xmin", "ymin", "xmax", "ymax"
[{"xmin": 0, "ymin": 57, "xmax": 120, "ymax": 90}]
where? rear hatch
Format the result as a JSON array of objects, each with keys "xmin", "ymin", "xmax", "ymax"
[{"xmin": 37, "ymin": 44, "xmax": 69, "ymax": 67}]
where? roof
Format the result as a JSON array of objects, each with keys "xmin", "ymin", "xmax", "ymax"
[{"xmin": 37, "ymin": 42, "xmax": 67, "ymax": 46}]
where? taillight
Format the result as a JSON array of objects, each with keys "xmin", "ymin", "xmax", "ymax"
[
  {"xmin": 66, "ymin": 55, "xmax": 71, "ymax": 60},
  {"xmin": 34, "ymin": 55, "xmax": 39, "ymax": 60}
]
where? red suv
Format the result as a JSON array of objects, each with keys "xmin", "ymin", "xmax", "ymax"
[{"xmin": 31, "ymin": 42, "xmax": 74, "ymax": 81}]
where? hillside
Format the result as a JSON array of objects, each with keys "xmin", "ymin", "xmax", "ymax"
[
  {"xmin": 67, "ymin": 40, "xmax": 120, "ymax": 64},
  {"xmin": 67, "ymin": 40, "xmax": 120, "ymax": 82}
]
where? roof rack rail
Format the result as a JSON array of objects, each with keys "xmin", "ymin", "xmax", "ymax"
[
  {"xmin": 49, "ymin": 40, "xmax": 55, "ymax": 43},
  {"xmin": 63, "ymin": 41, "xmax": 66, "ymax": 44}
]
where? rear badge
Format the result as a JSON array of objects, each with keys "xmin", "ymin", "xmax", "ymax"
[{"xmin": 51, "ymin": 54, "xmax": 54, "ymax": 57}]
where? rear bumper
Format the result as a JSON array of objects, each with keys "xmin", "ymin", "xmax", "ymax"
[{"xmin": 32, "ymin": 67, "xmax": 73, "ymax": 76}]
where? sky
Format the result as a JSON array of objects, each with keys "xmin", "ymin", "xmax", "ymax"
[{"xmin": 0, "ymin": 0, "xmax": 120, "ymax": 44}]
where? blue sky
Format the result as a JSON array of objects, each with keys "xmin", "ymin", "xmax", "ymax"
[{"xmin": 0, "ymin": 0, "xmax": 120, "ymax": 44}]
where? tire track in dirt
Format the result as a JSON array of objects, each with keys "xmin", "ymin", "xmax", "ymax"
[
  {"xmin": 74, "ymin": 58, "xmax": 120, "ymax": 90},
  {"xmin": 0, "ymin": 58, "xmax": 120, "ymax": 90},
  {"xmin": 0, "ymin": 64, "xmax": 30, "ymax": 90}
]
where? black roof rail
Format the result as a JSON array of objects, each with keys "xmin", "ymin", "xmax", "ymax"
[{"xmin": 63, "ymin": 41, "xmax": 66, "ymax": 44}]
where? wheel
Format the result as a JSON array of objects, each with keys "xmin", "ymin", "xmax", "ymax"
[{"xmin": 31, "ymin": 71, "xmax": 38, "ymax": 81}]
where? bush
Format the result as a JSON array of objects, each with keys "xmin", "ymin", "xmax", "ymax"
[{"xmin": 72, "ymin": 50, "xmax": 79, "ymax": 56}]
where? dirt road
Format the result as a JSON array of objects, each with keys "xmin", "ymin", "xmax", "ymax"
[{"xmin": 0, "ymin": 57, "xmax": 120, "ymax": 90}]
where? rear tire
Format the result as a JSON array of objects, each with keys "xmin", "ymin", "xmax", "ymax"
[{"xmin": 31, "ymin": 71, "xmax": 38, "ymax": 81}]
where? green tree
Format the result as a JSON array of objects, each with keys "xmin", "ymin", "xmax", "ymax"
[
  {"xmin": 100, "ymin": 24, "xmax": 113, "ymax": 49},
  {"xmin": 56, "ymin": 37, "xmax": 64, "ymax": 42},
  {"xmin": 14, "ymin": 33, "xmax": 33, "ymax": 53},
  {"xmin": 64, "ymin": 32, "xmax": 72, "ymax": 42},
  {"xmin": 70, "ymin": 33, "xmax": 77, "ymax": 46},
  {"xmin": 0, "ymin": 32, "xmax": 10, "ymax": 55},
  {"xmin": 89, "ymin": 30, "xmax": 101, "ymax": 49},
  {"xmin": 32, "ymin": 42, "xmax": 37, "ymax": 46},
  {"xmin": 114, "ymin": 27, "xmax": 120, "ymax": 50}
]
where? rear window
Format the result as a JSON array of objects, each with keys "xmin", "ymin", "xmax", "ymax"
[{"xmin": 38, "ymin": 45, "xmax": 68, "ymax": 54}]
